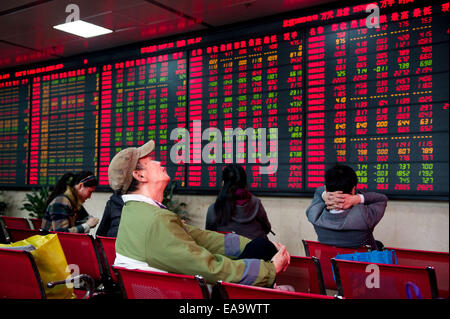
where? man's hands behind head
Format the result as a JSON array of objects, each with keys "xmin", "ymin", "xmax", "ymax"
[{"xmin": 323, "ymin": 191, "xmax": 361, "ymax": 210}]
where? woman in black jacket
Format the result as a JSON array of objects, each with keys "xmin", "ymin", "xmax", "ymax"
[
  {"xmin": 205, "ymin": 164, "xmax": 274, "ymax": 239},
  {"xmin": 96, "ymin": 190, "xmax": 124, "ymax": 237}
]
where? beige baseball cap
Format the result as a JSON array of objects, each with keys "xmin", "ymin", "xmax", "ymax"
[{"xmin": 108, "ymin": 140, "xmax": 155, "ymax": 194}]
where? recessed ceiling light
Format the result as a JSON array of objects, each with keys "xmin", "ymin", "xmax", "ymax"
[{"xmin": 53, "ymin": 20, "xmax": 113, "ymax": 38}]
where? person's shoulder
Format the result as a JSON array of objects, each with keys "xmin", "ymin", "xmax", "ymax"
[
  {"xmin": 51, "ymin": 194, "xmax": 71, "ymax": 206},
  {"xmin": 206, "ymin": 202, "xmax": 215, "ymax": 214}
]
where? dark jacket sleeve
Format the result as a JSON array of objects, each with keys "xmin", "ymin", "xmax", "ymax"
[
  {"xmin": 96, "ymin": 193, "xmax": 124, "ymax": 237},
  {"xmin": 96, "ymin": 202, "xmax": 111, "ymax": 237},
  {"xmin": 205, "ymin": 204, "xmax": 217, "ymax": 231}
]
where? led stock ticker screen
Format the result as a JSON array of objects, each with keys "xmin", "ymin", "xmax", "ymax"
[{"xmin": 0, "ymin": 1, "xmax": 448, "ymax": 199}]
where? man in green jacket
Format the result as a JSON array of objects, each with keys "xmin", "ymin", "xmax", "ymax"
[{"xmin": 108, "ymin": 140, "xmax": 290, "ymax": 287}]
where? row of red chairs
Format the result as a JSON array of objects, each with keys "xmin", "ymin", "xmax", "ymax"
[
  {"xmin": 0, "ymin": 231, "xmax": 117, "ymax": 299},
  {"xmin": 113, "ymin": 266, "xmax": 337, "ymax": 299},
  {"xmin": 0, "ymin": 216, "xmax": 42, "ymax": 231},
  {"xmin": 0, "ymin": 216, "xmax": 43, "ymax": 244},
  {"xmin": 0, "ymin": 224, "xmax": 448, "ymax": 299},
  {"xmin": 303, "ymin": 240, "xmax": 449, "ymax": 299},
  {"xmin": 0, "ymin": 243, "xmax": 337, "ymax": 299},
  {"xmin": 0, "ymin": 231, "xmax": 333, "ymax": 299}
]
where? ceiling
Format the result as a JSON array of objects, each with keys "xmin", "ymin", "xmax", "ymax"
[{"xmin": 0, "ymin": 0, "xmax": 340, "ymax": 71}]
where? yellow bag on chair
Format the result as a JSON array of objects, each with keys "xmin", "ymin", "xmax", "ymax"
[{"xmin": 0, "ymin": 233, "xmax": 76, "ymax": 299}]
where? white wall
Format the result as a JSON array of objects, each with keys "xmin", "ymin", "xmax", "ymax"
[{"xmin": 3, "ymin": 190, "xmax": 448, "ymax": 255}]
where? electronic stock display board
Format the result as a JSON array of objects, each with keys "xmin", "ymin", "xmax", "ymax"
[{"xmin": 0, "ymin": 0, "xmax": 448, "ymax": 199}]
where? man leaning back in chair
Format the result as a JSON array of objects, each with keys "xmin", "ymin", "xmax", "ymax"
[{"xmin": 109, "ymin": 140, "xmax": 291, "ymax": 287}]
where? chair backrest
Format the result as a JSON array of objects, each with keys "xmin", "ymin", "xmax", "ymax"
[
  {"xmin": 29, "ymin": 218, "xmax": 43, "ymax": 230},
  {"xmin": 0, "ymin": 216, "xmax": 31, "ymax": 230},
  {"xmin": 303, "ymin": 240, "xmax": 369, "ymax": 290},
  {"xmin": 6, "ymin": 227, "xmax": 43, "ymax": 243},
  {"xmin": 52, "ymin": 232, "xmax": 104, "ymax": 282},
  {"xmin": 216, "ymin": 281, "xmax": 336, "ymax": 299},
  {"xmin": 331, "ymin": 258, "xmax": 438, "ymax": 299},
  {"xmin": 385, "ymin": 246, "xmax": 449, "ymax": 298},
  {"xmin": 96, "ymin": 236, "xmax": 118, "ymax": 284},
  {"xmin": 113, "ymin": 266, "xmax": 210, "ymax": 299},
  {"xmin": 275, "ymin": 255, "xmax": 326, "ymax": 295},
  {"xmin": 0, "ymin": 248, "xmax": 46, "ymax": 299}
]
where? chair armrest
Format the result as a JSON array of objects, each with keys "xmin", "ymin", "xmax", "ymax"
[{"xmin": 47, "ymin": 274, "xmax": 95, "ymax": 299}]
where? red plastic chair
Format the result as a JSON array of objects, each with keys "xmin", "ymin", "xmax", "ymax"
[
  {"xmin": 5, "ymin": 227, "xmax": 43, "ymax": 243},
  {"xmin": 0, "ymin": 247, "xmax": 95, "ymax": 299},
  {"xmin": 52, "ymin": 232, "xmax": 104, "ymax": 285},
  {"xmin": 0, "ymin": 216, "xmax": 31, "ymax": 230},
  {"xmin": 113, "ymin": 266, "xmax": 210, "ymax": 299},
  {"xmin": 275, "ymin": 255, "xmax": 326, "ymax": 295},
  {"xmin": 303, "ymin": 240, "xmax": 369, "ymax": 290},
  {"xmin": 384, "ymin": 246, "xmax": 449, "ymax": 298},
  {"xmin": 331, "ymin": 258, "xmax": 438, "ymax": 299},
  {"xmin": 0, "ymin": 247, "xmax": 46, "ymax": 299},
  {"xmin": 29, "ymin": 218, "xmax": 43, "ymax": 230},
  {"xmin": 96, "ymin": 236, "xmax": 118, "ymax": 285},
  {"xmin": 216, "ymin": 281, "xmax": 337, "ymax": 299}
]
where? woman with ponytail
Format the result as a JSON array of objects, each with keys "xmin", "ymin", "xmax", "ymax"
[
  {"xmin": 41, "ymin": 171, "xmax": 99, "ymax": 233},
  {"xmin": 205, "ymin": 164, "xmax": 274, "ymax": 240}
]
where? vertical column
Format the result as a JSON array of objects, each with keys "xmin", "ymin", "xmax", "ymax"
[
  {"xmin": 147, "ymin": 56, "xmax": 157, "ymax": 143},
  {"xmin": 415, "ymin": 9, "xmax": 434, "ymax": 192},
  {"xmin": 90, "ymin": 67, "xmax": 100, "ymax": 177},
  {"xmin": 351, "ymin": 23, "xmax": 369, "ymax": 191},
  {"xmin": 172, "ymin": 52, "xmax": 187, "ymax": 186},
  {"xmin": 249, "ymin": 38, "xmax": 263, "ymax": 188},
  {"xmin": 305, "ymin": 26, "xmax": 326, "ymax": 189},
  {"xmin": 29, "ymin": 77, "xmax": 41, "ymax": 185},
  {"xmin": 266, "ymin": 35, "xmax": 279, "ymax": 187},
  {"xmin": 221, "ymin": 43, "xmax": 234, "ymax": 166},
  {"xmin": 114, "ymin": 65, "xmax": 124, "ymax": 153},
  {"xmin": 373, "ymin": 22, "xmax": 390, "ymax": 191},
  {"xmin": 284, "ymin": 30, "xmax": 303, "ymax": 190},
  {"xmin": 158, "ymin": 55, "xmax": 169, "ymax": 164},
  {"xmin": 39, "ymin": 76, "xmax": 49, "ymax": 185},
  {"xmin": 393, "ymin": 12, "xmax": 412, "ymax": 191},
  {"xmin": 99, "ymin": 64, "xmax": 112, "ymax": 186},
  {"xmin": 332, "ymin": 24, "xmax": 348, "ymax": 163},
  {"xmin": 206, "ymin": 46, "xmax": 219, "ymax": 188},
  {"xmin": 188, "ymin": 49, "xmax": 203, "ymax": 187},
  {"xmin": 136, "ymin": 88, "xmax": 146, "ymax": 146}
]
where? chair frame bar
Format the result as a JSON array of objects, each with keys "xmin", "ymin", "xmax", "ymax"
[
  {"xmin": 95, "ymin": 236, "xmax": 117, "ymax": 288},
  {"xmin": 310, "ymin": 256, "xmax": 327, "ymax": 295}
]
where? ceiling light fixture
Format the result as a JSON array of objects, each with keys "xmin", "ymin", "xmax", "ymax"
[{"xmin": 53, "ymin": 20, "xmax": 113, "ymax": 38}]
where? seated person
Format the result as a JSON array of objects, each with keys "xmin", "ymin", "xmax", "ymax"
[
  {"xmin": 205, "ymin": 164, "xmax": 274, "ymax": 240},
  {"xmin": 305, "ymin": 164, "xmax": 388, "ymax": 250},
  {"xmin": 41, "ymin": 171, "xmax": 99, "ymax": 233},
  {"xmin": 109, "ymin": 140, "xmax": 290, "ymax": 287},
  {"xmin": 96, "ymin": 189, "xmax": 124, "ymax": 238}
]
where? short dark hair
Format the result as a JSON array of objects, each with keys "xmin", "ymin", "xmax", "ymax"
[{"xmin": 325, "ymin": 165, "xmax": 358, "ymax": 194}]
